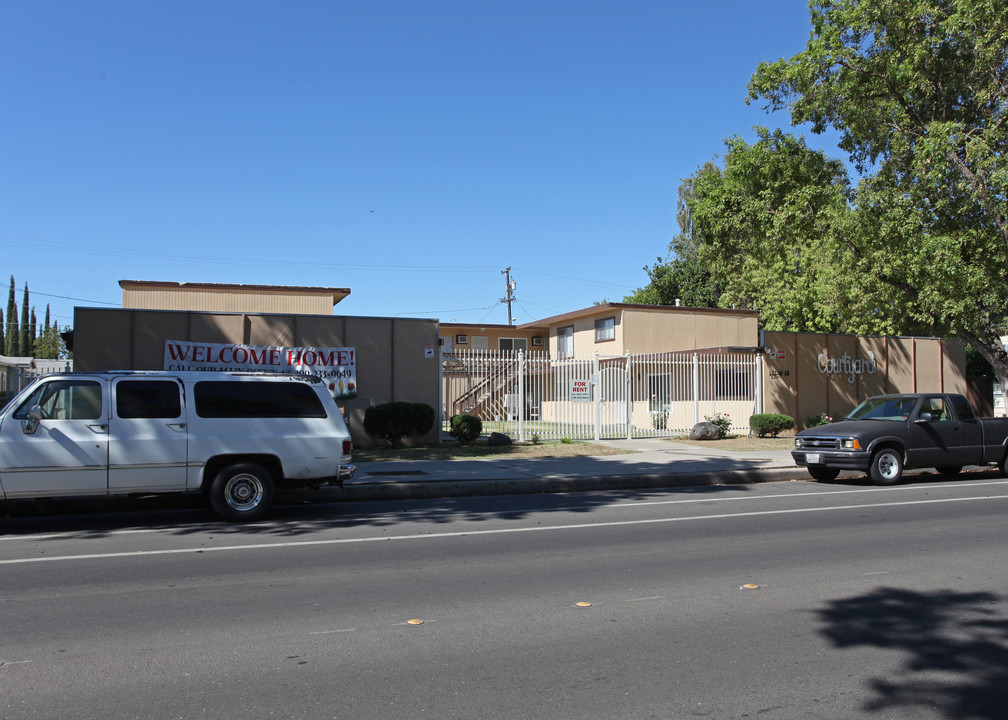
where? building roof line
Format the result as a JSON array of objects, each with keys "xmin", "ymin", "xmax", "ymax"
[{"xmin": 119, "ymin": 280, "xmax": 351, "ymax": 304}]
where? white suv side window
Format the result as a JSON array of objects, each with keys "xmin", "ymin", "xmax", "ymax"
[{"xmin": 13, "ymin": 380, "xmax": 103, "ymax": 421}]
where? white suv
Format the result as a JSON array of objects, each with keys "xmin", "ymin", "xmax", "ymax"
[{"xmin": 0, "ymin": 371, "xmax": 355, "ymax": 521}]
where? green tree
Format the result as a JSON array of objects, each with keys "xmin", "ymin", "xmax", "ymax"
[
  {"xmin": 19, "ymin": 283, "xmax": 30, "ymax": 356},
  {"xmin": 5, "ymin": 276, "xmax": 16, "ymax": 356},
  {"xmin": 29, "ymin": 307, "xmax": 37, "ymax": 356},
  {"xmin": 34, "ymin": 324, "xmax": 65, "ymax": 360},
  {"xmin": 747, "ymin": 0, "xmax": 1008, "ymax": 386},
  {"xmin": 624, "ymin": 256, "xmax": 721, "ymax": 307},
  {"xmin": 34, "ymin": 308, "xmax": 66, "ymax": 360},
  {"xmin": 687, "ymin": 129, "xmax": 858, "ymax": 333}
]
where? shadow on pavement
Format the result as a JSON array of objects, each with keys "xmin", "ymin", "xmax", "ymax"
[
  {"xmin": 0, "ymin": 476, "xmax": 756, "ymax": 538},
  {"xmin": 817, "ymin": 586, "xmax": 1008, "ymax": 718}
]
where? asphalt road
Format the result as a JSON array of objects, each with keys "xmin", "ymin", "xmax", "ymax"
[{"xmin": 3, "ymin": 476, "xmax": 1008, "ymax": 720}]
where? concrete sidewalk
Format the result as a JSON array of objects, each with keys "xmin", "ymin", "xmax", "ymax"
[{"xmin": 325, "ymin": 439, "xmax": 806, "ymax": 501}]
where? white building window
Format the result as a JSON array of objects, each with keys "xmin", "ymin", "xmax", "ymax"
[
  {"xmin": 594, "ymin": 317, "xmax": 615, "ymax": 343},
  {"xmin": 557, "ymin": 326, "xmax": 574, "ymax": 359},
  {"xmin": 471, "ymin": 336, "xmax": 489, "ymax": 351}
]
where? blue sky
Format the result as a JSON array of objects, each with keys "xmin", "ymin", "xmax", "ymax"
[{"xmin": 0, "ymin": 0, "xmax": 842, "ymax": 331}]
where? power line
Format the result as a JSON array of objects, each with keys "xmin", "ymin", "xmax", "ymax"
[
  {"xmin": 29, "ymin": 291, "xmax": 118, "ymax": 306},
  {"xmin": 394, "ymin": 303, "xmax": 498, "ymax": 318}
]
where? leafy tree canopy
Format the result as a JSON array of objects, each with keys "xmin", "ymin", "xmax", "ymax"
[{"xmin": 725, "ymin": 0, "xmax": 1008, "ymax": 385}]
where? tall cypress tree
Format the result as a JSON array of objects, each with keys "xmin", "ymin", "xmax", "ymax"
[
  {"xmin": 29, "ymin": 307, "xmax": 37, "ymax": 356},
  {"xmin": 6, "ymin": 276, "xmax": 18, "ymax": 357},
  {"xmin": 19, "ymin": 284, "xmax": 30, "ymax": 356}
]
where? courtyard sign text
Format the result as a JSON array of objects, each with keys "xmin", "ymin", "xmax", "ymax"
[{"xmin": 817, "ymin": 350, "xmax": 877, "ymax": 384}]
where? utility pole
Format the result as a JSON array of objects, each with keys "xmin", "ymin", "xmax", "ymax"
[{"xmin": 501, "ymin": 267, "xmax": 516, "ymax": 325}]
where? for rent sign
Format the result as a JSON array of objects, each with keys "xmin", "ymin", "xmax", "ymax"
[
  {"xmin": 164, "ymin": 340, "xmax": 357, "ymax": 399},
  {"xmin": 570, "ymin": 378, "xmax": 591, "ymax": 402}
]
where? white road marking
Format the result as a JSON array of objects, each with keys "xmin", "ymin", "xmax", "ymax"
[
  {"xmin": 5, "ymin": 478, "xmax": 1006, "ymax": 543},
  {"xmin": 2, "ymin": 493, "xmax": 1007, "ymax": 566}
]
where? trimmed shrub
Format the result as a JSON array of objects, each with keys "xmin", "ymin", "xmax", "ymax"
[
  {"xmin": 363, "ymin": 402, "xmax": 435, "ymax": 446},
  {"xmin": 704, "ymin": 412, "xmax": 732, "ymax": 437},
  {"xmin": 449, "ymin": 414, "xmax": 482, "ymax": 444},
  {"xmin": 749, "ymin": 413, "xmax": 795, "ymax": 438}
]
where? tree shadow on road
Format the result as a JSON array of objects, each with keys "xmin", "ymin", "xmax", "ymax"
[
  {"xmin": 817, "ymin": 586, "xmax": 1008, "ymax": 718},
  {"xmin": 0, "ymin": 478, "xmax": 755, "ymax": 538}
]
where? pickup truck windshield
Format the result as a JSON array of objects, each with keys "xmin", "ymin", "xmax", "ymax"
[{"xmin": 848, "ymin": 396, "xmax": 916, "ymax": 421}]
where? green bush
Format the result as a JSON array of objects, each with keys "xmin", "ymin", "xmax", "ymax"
[
  {"xmin": 449, "ymin": 414, "xmax": 482, "ymax": 444},
  {"xmin": 749, "ymin": 413, "xmax": 795, "ymax": 438},
  {"xmin": 363, "ymin": 402, "xmax": 435, "ymax": 446},
  {"xmin": 705, "ymin": 412, "xmax": 732, "ymax": 436},
  {"xmin": 806, "ymin": 412, "xmax": 834, "ymax": 428}
]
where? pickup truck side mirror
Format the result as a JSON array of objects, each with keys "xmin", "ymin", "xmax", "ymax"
[
  {"xmin": 915, "ymin": 411, "xmax": 934, "ymax": 423},
  {"xmin": 22, "ymin": 405, "xmax": 43, "ymax": 435}
]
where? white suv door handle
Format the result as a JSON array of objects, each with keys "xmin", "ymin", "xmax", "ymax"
[{"xmin": 87, "ymin": 423, "xmax": 108, "ymax": 433}]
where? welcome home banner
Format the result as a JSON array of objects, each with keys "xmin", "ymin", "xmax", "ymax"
[{"xmin": 164, "ymin": 340, "xmax": 357, "ymax": 399}]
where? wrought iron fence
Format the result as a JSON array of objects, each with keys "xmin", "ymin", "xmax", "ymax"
[{"xmin": 441, "ymin": 349, "xmax": 763, "ymax": 442}]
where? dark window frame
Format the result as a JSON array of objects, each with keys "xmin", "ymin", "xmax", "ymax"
[
  {"xmin": 193, "ymin": 380, "xmax": 328, "ymax": 419},
  {"xmin": 115, "ymin": 380, "xmax": 183, "ymax": 419},
  {"xmin": 594, "ymin": 317, "xmax": 615, "ymax": 343}
]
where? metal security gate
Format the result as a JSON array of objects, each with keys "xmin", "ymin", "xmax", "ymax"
[{"xmin": 441, "ymin": 349, "xmax": 763, "ymax": 442}]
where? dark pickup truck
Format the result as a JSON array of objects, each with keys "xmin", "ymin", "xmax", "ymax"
[{"xmin": 792, "ymin": 393, "xmax": 1008, "ymax": 484}]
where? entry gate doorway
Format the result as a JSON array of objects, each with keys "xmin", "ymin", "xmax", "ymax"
[{"xmin": 441, "ymin": 349, "xmax": 763, "ymax": 442}]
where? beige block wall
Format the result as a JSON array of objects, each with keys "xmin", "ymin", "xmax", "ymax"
[
  {"xmin": 942, "ymin": 341, "xmax": 969, "ymax": 395},
  {"xmin": 74, "ymin": 308, "xmax": 441, "ymax": 447},
  {"xmin": 763, "ymin": 331, "xmax": 968, "ymax": 429},
  {"xmin": 886, "ymin": 337, "xmax": 916, "ymax": 393}
]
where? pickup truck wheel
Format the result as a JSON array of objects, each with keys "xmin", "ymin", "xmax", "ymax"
[
  {"xmin": 209, "ymin": 463, "xmax": 275, "ymax": 522},
  {"xmin": 935, "ymin": 465, "xmax": 962, "ymax": 475},
  {"xmin": 807, "ymin": 467, "xmax": 840, "ymax": 482},
  {"xmin": 869, "ymin": 448, "xmax": 903, "ymax": 485}
]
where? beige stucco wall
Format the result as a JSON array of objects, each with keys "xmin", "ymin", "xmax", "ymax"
[
  {"xmin": 74, "ymin": 308, "xmax": 440, "ymax": 447},
  {"xmin": 553, "ymin": 312, "xmax": 624, "ymax": 356},
  {"xmin": 439, "ymin": 324, "xmax": 545, "ymax": 352},
  {"xmin": 443, "ymin": 306, "xmax": 759, "ymax": 358},
  {"xmin": 762, "ymin": 331, "xmax": 968, "ymax": 429},
  {"xmin": 621, "ymin": 307, "xmax": 758, "ymax": 354}
]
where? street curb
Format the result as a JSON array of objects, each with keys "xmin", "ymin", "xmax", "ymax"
[{"xmin": 323, "ymin": 467, "xmax": 808, "ymax": 502}]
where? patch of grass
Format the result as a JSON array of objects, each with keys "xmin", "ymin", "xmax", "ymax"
[{"xmin": 353, "ymin": 440, "xmax": 629, "ymax": 462}]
